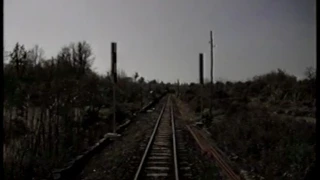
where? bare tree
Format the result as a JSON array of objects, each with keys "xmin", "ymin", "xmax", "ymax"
[
  {"xmin": 304, "ymin": 66, "xmax": 316, "ymax": 81},
  {"xmin": 27, "ymin": 45, "xmax": 45, "ymax": 66},
  {"xmin": 134, "ymin": 72, "xmax": 139, "ymax": 82},
  {"xmin": 71, "ymin": 41, "xmax": 94, "ymax": 75}
]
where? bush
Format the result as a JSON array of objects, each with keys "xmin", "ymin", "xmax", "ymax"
[
  {"xmin": 4, "ymin": 42, "xmax": 166, "ymax": 179},
  {"xmin": 179, "ymin": 68, "xmax": 316, "ymax": 179}
]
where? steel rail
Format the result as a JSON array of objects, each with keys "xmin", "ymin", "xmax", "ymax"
[
  {"xmin": 170, "ymin": 98, "xmax": 179, "ymax": 180},
  {"xmin": 133, "ymin": 97, "xmax": 168, "ymax": 180},
  {"xmin": 187, "ymin": 125, "xmax": 240, "ymax": 180}
]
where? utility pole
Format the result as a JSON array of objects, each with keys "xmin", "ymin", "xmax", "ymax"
[
  {"xmin": 111, "ymin": 42, "xmax": 117, "ymax": 134},
  {"xmin": 199, "ymin": 53, "xmax": 204, "ymax": 115},
  {"xmin": 209, "ymin": 31, "xmax": 214, "ymax": 118},
  {"xmin": 177, "ymin": 79, "xmax": 180, "ymax": 97},
  {"xmin": 107, "ymin": 42, "xmax": 121, "ymax": 138}
]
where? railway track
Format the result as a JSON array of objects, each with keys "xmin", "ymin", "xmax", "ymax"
[
  {"xmin": 133, "ymin": 95, "xmax": 191, "ymax": 180},
  {"xmin": 129, "ymin": 95, "xmax": 240, "ymax": 180}
]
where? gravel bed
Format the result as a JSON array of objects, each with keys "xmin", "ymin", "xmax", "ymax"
[
  {"xmin": 173, "ymin": 102, "xmax": 224, "ymax": 180},
  {"xmin": 171, "ymin": 96, "xmax": 224, "ymax": 179},
  {"xmin": 76, "ymin": 98, "xmax": 167, "ymax": 180},
  {"xmin": 77, "ymin": 96, "xmax": 225, "ymax": 180}
]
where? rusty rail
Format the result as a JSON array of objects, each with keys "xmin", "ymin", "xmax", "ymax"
[{"xmin": 187, "ymin": 125, "xmax": 240, "ymax": 180}]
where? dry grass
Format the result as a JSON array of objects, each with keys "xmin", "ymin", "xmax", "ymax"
[
  {"xmin": 178, "ymin": 70, "xmax": 316, "ymax": 179},
  {"xmin": 207, "ymin": 102, "xmax": 315, "ymax": 179}
]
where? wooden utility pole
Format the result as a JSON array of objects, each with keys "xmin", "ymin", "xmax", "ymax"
[
  {"xmin": 209, "ymin": 31, "xmax": 214, "ymax": 117},
  {"xmin": 177, "ymin": 79, "xmax": 180, "ymax": 97},
  {"xmin": 199, "ymin": 53, "xmax": 204, "ymax": 115},
  {"xmin": 111, "ymin": 42, "xmax": 117, "ymax": 133}
]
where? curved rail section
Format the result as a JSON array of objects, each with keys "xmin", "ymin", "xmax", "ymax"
[{"xmin": 134, "ymin": 95, "xmax": 180, "ymax": 180}]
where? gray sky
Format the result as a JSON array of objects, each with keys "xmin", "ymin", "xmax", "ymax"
[{"xmin": 5, "ymin": 0, "xmax": 316, "ymax": 83}]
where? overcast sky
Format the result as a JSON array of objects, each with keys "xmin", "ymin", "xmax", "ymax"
[{"xmin": 5, "ymin": 0, "xmax": 316, "ymax": 83}]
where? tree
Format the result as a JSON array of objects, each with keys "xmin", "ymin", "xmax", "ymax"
[
  {"xmin": 69, "ymin": 41, "xmax": 94, "ymax": 76},
  {"xmin": 9, "ymin": 43, "xmax": 28, "ymax": 77},
  {"xmin": 134, "ymin": 72, "xmax": 139, "ymax": 82},
  {"xmin": 27, "ymin": 45, "xmax": 45, "ymax": 66},
  {"xmin": 4, "ymin": 40, "xmax": 162, "ymax": 179},
  {"xmin": 138, "ymin": 77, "xmax": 145, "ymax": 84},
  {"xmin": 304, "ymin": 66, "xmax": 316, "ymax": 81}
]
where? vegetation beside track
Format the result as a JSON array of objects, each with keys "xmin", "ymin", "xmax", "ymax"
[
  {"xmin": 4, "ymin": 42, "xmax": 169, "ymax": 180},
  {"xmin": 178, "ymin": 69, "xmax": 316, "ymax": 179}
]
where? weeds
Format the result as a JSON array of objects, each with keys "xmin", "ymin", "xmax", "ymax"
[{"xmin": 179, "ymin": 68, "xmax": 316, "ymax": 179}]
